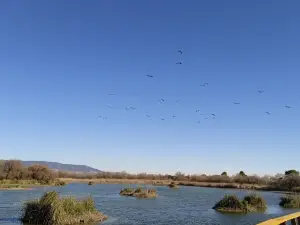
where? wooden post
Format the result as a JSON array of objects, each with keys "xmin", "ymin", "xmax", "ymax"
[
  {"xmin": 291, "ymin": 218, "xmax": 297, "ymax": 225},
  {"xmin": 297, "ymin": 217, "xmax": 300, "ymax": 225}
]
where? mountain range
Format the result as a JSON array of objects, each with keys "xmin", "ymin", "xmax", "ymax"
[{"xmin": 21, "ymin": 161, "xmax": 102, "ymax": 173}]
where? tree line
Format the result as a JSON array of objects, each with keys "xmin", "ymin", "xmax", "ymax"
[{"xmin": 1, "ymin": 160, "xmax": 300, "ymax": 191}]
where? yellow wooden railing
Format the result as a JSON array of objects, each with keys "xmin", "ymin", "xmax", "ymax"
[{"xmin": 257, "ymin": 212, "xmax": 300, "ymax": 225}]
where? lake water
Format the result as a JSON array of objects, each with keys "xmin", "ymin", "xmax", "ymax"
[{"xmin": 0, "ymin": 183, "xmax": 298, "ymax": 225}]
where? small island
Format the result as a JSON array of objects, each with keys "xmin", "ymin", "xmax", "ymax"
[
  {"xmin": 279, "ymin": 194, "xmax": 300, "ymax": 208},
  {"xmin": 120, "ymin": 187, "xmax": 157, "ymax": 198},
  {"xmin": 213, "ymin": 194, "xmax": 267, "ymax": 213},
  {"xmin": 21, "ymin": 191, "xmax": 107, "ymax": 225},
  {"xmin": 168, "ymin": 182, "xmax": 178, "ymax": 189}
]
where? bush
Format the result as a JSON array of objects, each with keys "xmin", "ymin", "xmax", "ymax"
[
  {"xmin": 221, "ymin": 172, "xmax": 227, "ymax": 176},
  {"xmin": 213, "ymin": 195, "xmax": 246, "ymax": 213},
  {"xmin": 243, "ymin": 194, "xmax": 267, "ymax": 211},
  {"xmin": 21, "ymin": 191, "xmax": 107, "ymax": 225},
  {"xmin": 279, "ymin": 194, "xmax": 300, "ymax": 208},
  {"xmin": 168, "ymin": 182, "xmax": 178, "ymax": 188},
  {"xmin": 120, "ymin": 187, "xmax": 157, "ymax": 198},
  {"xmin": 213, "ymin": 194, "xmax": 267, "ymax": 213},
  {"xmin": 54, "ymin": 180, "xmax": 66, "ymax": 186}
]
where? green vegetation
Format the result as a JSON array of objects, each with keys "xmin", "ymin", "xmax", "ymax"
[
  {"xmin": 120, "ymin": 187, "xmax": 157, "ymax": 198},
  {"xmin": 21, "ymin": 191, "xmax": 107, "ymax": 225},
  {"xmin": 213, "ymin": 194, "xmax": 266, "ymax": 213},
  {"xmin": 279, "ymin": 194, "xmax": 300, "ymax": 208},
  {"xmin": 54, "ymin": 180, "xmax": 66, "ymax": 186},
  {"xmin": 239, "ymin": 171, "xmax": 246, "ymax": 176},
  {"xmin": 168, "ymin": 182, "xmax": 178, "ymax": 188},
  {"xmin": 221, "ymin": 172, "xmax": 227, "ymax": 176},
  {"xmin": 285, "ymin": 170, "xmax": 299, "ymax": 176}
]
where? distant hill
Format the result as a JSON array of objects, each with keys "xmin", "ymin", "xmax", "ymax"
[{"xmin": 21, "ymin": 161, "xmax": 102, "ymax": 173}]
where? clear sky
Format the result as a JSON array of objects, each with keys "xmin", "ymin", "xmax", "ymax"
[{"xmin": 1, "ymin": 1, "xmax": 299, "ymax": 175}]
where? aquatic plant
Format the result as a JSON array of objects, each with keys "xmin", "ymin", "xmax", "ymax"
[
  {"xmin": 21, "ymin": 191, "xmax": 107, "ymax": 225},
  {"xmin": 168, "ymin": 182, "xmax": 178, "ymax": 188},
  {"xmin": 213, "ymin": 194, "xmax": 267, "ymax": 213},
  {"xmin": 279, "ymin": 194, "xmax": 300, "ymax": 208},
  {"xmin": 120, "ymin": 187, "xmax": 157, "ymax": 198}
]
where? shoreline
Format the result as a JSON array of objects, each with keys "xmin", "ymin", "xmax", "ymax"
[{"xmin": 59, "ymin": 178, "xmax": 273, "ymax": 191}]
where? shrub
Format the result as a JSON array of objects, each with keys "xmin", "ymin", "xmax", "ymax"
[
  {"xmin": 168, "ymin": 182, "xmax": 178, "ymax": 188},
  {"xmin": 120, "ymin": 187, "xmax": 157, "ymax": 198},
  {"xmin": 21, "ymin": 191, "xmax": 107, "ymax": 225},
  {"xmin": 279, "ymin": 194, "xmax": 300, "ymax": 208},
  {"xmin": 221, "ymin": 172, "xmax": 228, "ymax": 176},
  {"xmin": 243, "ymin": 194, "xmax": 267, "ymax": 211},
  {"xmin": 54, "ymin": 180, "xmax": 66, "ymax": 186},
  {"xmin": 213, "ymin": 195, "xmax": 246, "ymax": 213},
  {"xmin": 213, "ymin": 194, "xmax": 267, "ymax": 213}
]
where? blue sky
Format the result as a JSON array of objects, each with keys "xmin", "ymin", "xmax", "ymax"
[{"xmin": 0, "ymin": 1, "xmax": 299, "ymax": 175}]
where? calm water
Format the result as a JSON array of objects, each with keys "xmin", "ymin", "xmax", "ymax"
[{"xmin": 0, "ymin": 184, "xmax": 298, "ymax": 225}]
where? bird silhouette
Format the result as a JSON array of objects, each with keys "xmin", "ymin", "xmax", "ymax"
[
  {"xmin": 233, "ymin": 102, "xmax": 241, "ymax": 105},
  {"xmin": 172, "ymin": 115, "xmax": 176, "ymax": 118},
  {"xmin": 160, "ymin": 118, "xmax": 165, "ymax": 121},
  {"xmin": 108, "ymin": 104, "xmax": 113, "ymax": 108},
  {"xmin": 258, "ymin": 90, "xmax": 264, "ymax": 94},
  {"xmin": 108, "ymin": 93, "xmax": 115, "ymax": 96},
  {"xmin": 200, "ymin": 83, "xmax": 208, "ymax": 87},
  {"xmin": 98, "ymin": 116, "xmax": 108, "ymax": 120},
  {"xmin": 211, "ymin": 113, "xmax": 216, "ymax": 117},
  {"xmin": 176, "ymin": 62, "xmax": 182, "ymax": 65},
  {"xmin": 197, "ymin": 121, "xmax": 201, "ymax": 124},
  {"xmin": 177, "ymin": 50, "xmax": 183, "ymax": 54},
  {"xmin": 146, "ymin": 74, "xmax": 153, "ymax": 78},
  {"xmin": 285, "ymin": 105, "xmax": 291, "ymax": 109},
  {"xmin": 196, "ymin": 110, "xmax": 200, "ymax": 112},
  {"xmin": 266, "ymin": 112, "xmax": 271, "ymax": 115}
]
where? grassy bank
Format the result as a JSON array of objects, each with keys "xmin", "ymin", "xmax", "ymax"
[
  {"xmin": 59, "ymin": 178, "xmax": 267, "ymax": 190},
  {"xmin": 21, "ymin": 191, "xmax": 107, "ymax": 225},
  {"xmin": 0, "ymin": 179, "xmax": 66, "ymax": 190}
]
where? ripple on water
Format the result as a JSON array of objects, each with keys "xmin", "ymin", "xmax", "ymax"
[{"xmin": 0, "ymin": 184, "xmax": 297, "ymax": 225}]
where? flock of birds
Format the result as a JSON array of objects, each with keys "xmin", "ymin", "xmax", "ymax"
[{"xmin": 98, "ymin": 50, "xmax": 292, "ymax": 124}]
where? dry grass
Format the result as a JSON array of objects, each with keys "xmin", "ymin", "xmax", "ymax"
[{"xmin": 21, "ymin": 191, "xmax": 107, "ymax": 225}]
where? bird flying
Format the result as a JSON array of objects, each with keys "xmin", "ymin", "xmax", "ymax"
[
  {"xmin": 258, "ymin": 90, "xmax": 264, "ymax": 94},
  {"xmin": 285, "ymin": 105, "xmax": 291, "ymax": 109},
  {"xmin": 233, "ymin": 102, "xmax": 241, "ymax": 105},
  {"xmin": 146, "ymin": 74, "xmax": 153, "ymax": 78},
  {"xmin": 177, "ymin": 50, "xmax": 183, "ymax": 54},
  {"xmin": 266, "ymin": 112, "xmax": 271, "ymax": 115},
  {"xmin": 176, "ymin": 62, "xmax": 182, "ymax": 64}
]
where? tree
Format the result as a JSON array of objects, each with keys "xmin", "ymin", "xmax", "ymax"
[
  {"xmin": 221, "ymin": 172, "xmax": 228, "ymax": 176},
  {"xmin": 3, "ymin": 160, "xmax": 22, "ymax": 179},
  {"xmin": 285, "ymin": 170, "xmax": 299, "ymax": 176},
  {"xmin": 239, "ymin": 171, "xmax": 246, "ymax": 176},
  {"xmin": 28, "ymin": 165, "xmax": 54, "ymax": 184}
]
